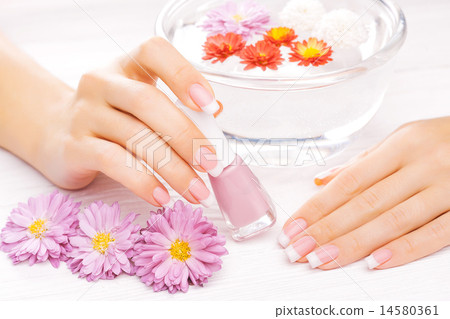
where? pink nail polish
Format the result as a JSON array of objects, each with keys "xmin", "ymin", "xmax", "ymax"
[
  {"xmin": 209, "ymin": 154, "xmax": 276, "ymax": 241},
  {"xmin": 285, "ymin": 236, "xmax": 316, "ymax": 263},
  {"xmin": 195, "ymin": 147, "xmax": 223, "ymax": 177},
  {"xmin": 153, "ymin": 187, "xmax": 170, "ymax": 206},
  {"xmin": 277, "ymin": 218, "xmax": 307, "ymax": 248},
  {"xmin": 189, "ymin": 84, "xmax": 220, "ymax": 114},
  {"xmin": 365, "ymin": 249, "xmax": 392, "ymax": 269},
  {"xmin": 189, "ymin": 178, "xmax": 214, "ymax": 207},
  {"xmin": 306, "ymin": 245, "xmax": 339, "ymax": 268}
]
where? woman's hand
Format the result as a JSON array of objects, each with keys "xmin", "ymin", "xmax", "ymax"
[
  {"xmin": 0, "ymin": 36, "xmax": 222, "ymax": 207},
  {"xmin": 279, "ymin": 117, "xmax": 450, "ymax": 270}
]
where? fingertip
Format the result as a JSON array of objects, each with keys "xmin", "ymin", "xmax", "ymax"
[
  {"xmin": 152, "ymin": 186, "xmax": 171, "ymax": 207},
  {"xmin": 314, "ymin": 178, "xmax": 323, "ymax": 186},
  {"xmin": 365, "ymin": 254, "xmax": 380, "ymax": 270},
  {"xmin": 313, "ymin": 165, "xmax": 343, "ymax": 186},
  {"xmin": 297, "ymin": 257, "xmax": 308, "ymax": 263},
  {"xmin": 201, "ymin": 100, "xmax": 221, "ymax": 115},
  {"xmin": 199, "ymin": 191, "xmax": 215, "ymax": 208},
  {"xmin": 194, "ymin": 146, "xmax": 224, "ymax": 177},
  {"xmin": 367, "ymin": 260, "xmax": 393, "ymax": 270},
  {"xmin": 282, "ymin": 219, "xmax": 291, "ymax": 229},
  {"xmin": 285, "ymin": 245, "xmax": 301, "ymax": 263},
  {"xmin": 314, "ymin": 259, "xmax": 341, "ymax": 270},
  {"xmin": 365, "ymin": 248, "xmax": 393, "ymax": 270},
  {"xmin": 282, "ymin": 216, "xmax": 298, "ymax": 229},
  {"xmin": 188, "ymin": 83, "xmax": 220, "ymax": 114},
  {"xmin": 306, "ymin": 251, "xmax": 322, "ymax": 268}
]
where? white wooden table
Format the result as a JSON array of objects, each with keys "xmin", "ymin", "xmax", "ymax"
[{"xmin": 0, "ymin": 0, "xmax": 449, "ymax": 300}]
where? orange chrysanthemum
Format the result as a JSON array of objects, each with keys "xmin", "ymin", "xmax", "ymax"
[
  {"xmin": 289, "ymin": 37, "xmax": 333, "ymax": 67},
  {"xmin": 203, "ymin": 32, "xmax": 246, "ymax": 63},
  {"xmin": 263, "ymin": 27, "xmax": 298, "ymax": 47},
  {"xmin": 239, "ymin": 40, "xmax": 284, "ymax": 71}
]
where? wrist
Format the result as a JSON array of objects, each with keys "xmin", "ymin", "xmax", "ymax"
[
  {"xmin": 0, "ymin": 33, "xmax": 75, "ymax": 167},
  {"xmin": 0, "ymin": 78, "xmax": 74, "ymax": 168}
]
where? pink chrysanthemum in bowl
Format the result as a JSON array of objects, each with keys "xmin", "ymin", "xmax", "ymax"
[
  {"xmin": 200, "ymin": 0, "xmax": 270, "ymax": 40},
  {"xmin": 0, "ymin": 190, "xmax": 80, "ymax": 267},
  {"xmin": 133, "ymin": 200, "xmax": 228, "ymax": 293},
  {"xmin": 66, "ymin": 201, "xmax": 140, "ymax": 282}
]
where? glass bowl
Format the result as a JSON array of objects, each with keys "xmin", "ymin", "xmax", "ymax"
[{"xmin": 156, "ymin": 0, "xmax": 407, "ymax": 166}]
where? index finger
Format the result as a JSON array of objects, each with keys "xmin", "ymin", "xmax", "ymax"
[
  {"xmin": 101, "ymin": 75, "xmax": 223, "ymax": 177},
  {"xmin": 280, "ymin": 141, "xmax": 404, "ymax": 245},
  {"xmin": 122, "ymin": 37, "xmax": 220, "ymax": 115}
]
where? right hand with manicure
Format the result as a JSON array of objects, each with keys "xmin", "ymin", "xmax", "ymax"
[
  {"xmin": 0, "ymin": 36, "xmax": 222, "ymax": 207},
  {"xmin": 279, "ymin": 117, "xmax": 450, "ymax": 270}
]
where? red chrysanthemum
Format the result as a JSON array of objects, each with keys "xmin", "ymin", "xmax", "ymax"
[
  {"xmin": 289, "ymin": 37, "xmax": 333, "ymax": 67},
  {"xmin": 263, "ymin": 27, "xmax": 298, "ymax": 47},
  {"xmin": 239, "ymin": 40, "xmax": 284, "ymax": 71},
  {"xmin": 203, "ymin": 32, "xmax": 246, "ymax": 63}
]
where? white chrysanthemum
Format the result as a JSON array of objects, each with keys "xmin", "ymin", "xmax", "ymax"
[
  {"xmin": 312, "ymin": 9, "xmax": 369, "ymax": 49},
  {"xmin": 279, "ymin": 0, "xmax": 326, "ymax": 33}
]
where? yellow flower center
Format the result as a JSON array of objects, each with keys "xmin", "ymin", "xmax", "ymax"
[
  {"xmin": 92, "ymin": 232, "xmax": 115, "ymax": 254},
  {"xmin": 302, "ymin": 47, "xmax": 321, "ymax": 58},
  {"xmin": 220, "ymin": 43, "xmax": 232, "ymax": 52},
  {"xmin": 295, "ymin": 38, "xmax": 330, "ymax": 60},
  {"xmin": 232, "ymin": 14, "xmax": 244, "ymax": 23},
  {"xmin": 269, "ymin": 27, "xmax": 290, "ymax": 41},
  {"xmin": 169, "ymin": 239, "xmax": 191, "ymax": 262},
  {"xmin": 259, "ymin": 52, "xmax": 266, "ymax": 57},
  {"xmin": 28, "ymin": 219, "xmax": 47, "ymax": 239}
]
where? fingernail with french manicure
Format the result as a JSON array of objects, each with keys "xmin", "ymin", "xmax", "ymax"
[
  {"xmin": 153, "ymin": 187, "xmax": 171, "ymax": 206},
  {"xmin": 314, "ymin": 166, "xmax": 342, "ymax": 186},
  {"xmin": 285, "ymin": 236, "xmax": 316, "ymax": 263},
  {"xmin": 278, "ymin": 218, "xmax": 307, "ymax": 248},
  {"xmin": 306, "ymin": 245, "xmax": 339, "ymax": 268},
  {"xmin": 365, "ymin": 249, "xmax": 392, "ymax": 269},
  {"xmin": 189, "ymin": 178, "xmax": 214, "ymax": 208},
  {"xmin": 195, "ymin": 147, "xmax": 223, "ymax": 177},
  {"xmin": 189, "ymin": 83, "xmax": 220, "ymax": 114}
]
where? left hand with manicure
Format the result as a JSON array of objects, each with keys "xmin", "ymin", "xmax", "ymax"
[
  {"xmin": 0, "ymin": 34, "xmax": 222, "ymax": 208},
  {"xmin": 279, "ymin": 117, "xmax": 450, "ymax": 270}
]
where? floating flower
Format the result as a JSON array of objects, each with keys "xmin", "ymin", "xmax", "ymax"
[
  {"xmin": 279, "ymin": 0, "xmax": 326, "ymax": 33},
  {"xmin": 203, "ymin": 32, "xmax": 246, "ymax": 63},
  {"xmin": 240, "ymin": 41, "xmax": 284, "ymax": 71},
  {"xmin": 0, "ymin": 191, "xmax": 80, "ymax": 268},
  {"xmin": 289, "ymin": 37, "xmax": 333, "ymax": 67},
  {"xmin": 66, "ymin": 201, "xmax": 140, "ymax": 282},
  {"xmin": 200, "ymin": 0, "xmax": 270, "ymax": 40},
  {"xmin": 312, "ymin": 9, "xmax": 369, "ymax": 49},
  {"xmin": 263, "ymin": 27, "xmax": 298, "ymax": 47},
  {"xmin": 133, "ymin": 200, "xmax": 227, "ymax": 294}
]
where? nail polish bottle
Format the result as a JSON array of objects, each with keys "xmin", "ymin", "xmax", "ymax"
[
  {"xmin": 177, "ymin": 100, "xmax": 276, "ymax": 241},
  {"xmin": 209, "ymin": 154, "xmax": 276, "ymax": 241}
]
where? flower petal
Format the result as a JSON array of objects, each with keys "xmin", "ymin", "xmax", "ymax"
[
  {"xmin": 9, "ymin": 213, "xmax": 32, "ymax": 227},
  {"xmin": 1, "ymin": 230, "xmax": 27, "ymax": 243},
  {"xmin": 79, "ymin": 215, "xmax": 97, "ymax": 238},
  {"xmin": 82, "ymin": 250, "xmax": 100, "ymax": 266}
]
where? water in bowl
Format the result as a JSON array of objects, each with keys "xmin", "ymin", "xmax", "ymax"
[{"xmin": 166, "ymin": 0, "xmax": 403, "ymax": 166}]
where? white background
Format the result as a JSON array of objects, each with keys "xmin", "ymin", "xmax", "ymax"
[{"xmin": 0, "ymin": 0, "xmax": 449, "ymax": 301}]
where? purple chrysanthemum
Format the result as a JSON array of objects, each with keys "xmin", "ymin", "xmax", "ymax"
[
  {"xmin": 133, "ymin": 200, "xmax": 227, "ymax": 294},
  {"xmin": 200, "ymin": 0, "xmax": 270, "ymax": 40},
  {"xmin": 0, "ymin": 190, "xmax": 80, "ymax": 268},
  {"xmin": 66, "ymin": 201, "xmax": 140, "ymax": 282}
]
